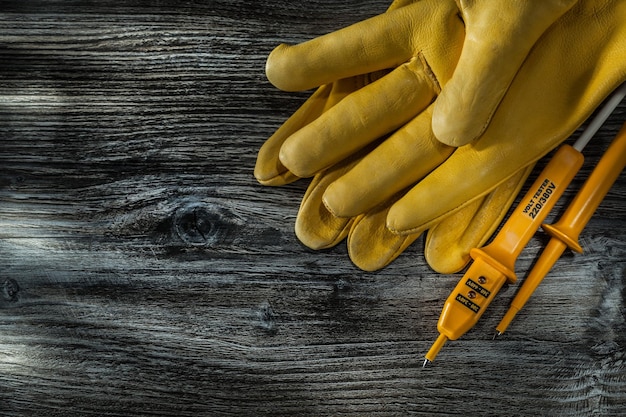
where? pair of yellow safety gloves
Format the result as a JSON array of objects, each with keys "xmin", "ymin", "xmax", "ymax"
[{"xmin": 255, "ymin": 0, "xmax": 626, "ymax": 273}]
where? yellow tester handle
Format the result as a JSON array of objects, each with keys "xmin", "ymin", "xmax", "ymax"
[
  {"xmin": 425, "ymin": 144, "xmax": 584, "ymax": 363},
  {"xmin": 474, "ymin": 145, "xmax": 585, "ymax": 282},
  {"xmin": 496, "ymin": 121, "xmax": 626, "ymax": 334}
]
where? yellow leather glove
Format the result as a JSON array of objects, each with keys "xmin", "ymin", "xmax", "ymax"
[
  {"xmin": 257, "ymin": 73, "xmax": 535, "ymax": 272},
  {"xmin": 260, "ymin": 0, "xmax": 626, "ymax": 237},
  {"xmin": 255, "ymin": 0, "xmax": 536, "ymax": 272}
]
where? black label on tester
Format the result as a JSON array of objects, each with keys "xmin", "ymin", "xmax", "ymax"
[
  {"xmin": 456, "ymin": 294, "xmax": 480, "ymax": 313},
  {"xmin": 465, "ymin": 279, "xmax": 491, "ymax": 298}
]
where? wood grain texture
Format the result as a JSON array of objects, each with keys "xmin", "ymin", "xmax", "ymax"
[{"xmin": 0, "ymin": 1, "xmax": 625, "ymax": 416}]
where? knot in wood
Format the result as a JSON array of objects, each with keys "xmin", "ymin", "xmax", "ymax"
[
  {"xmin": 257, "ymin": 301, "xmax": 277, "ymax": 335},
  {"xmin": 173, "ymin": 202, "xmax": 234, "ymax": 246},
  {"xmin": 2, "ymin": 278, "xmax": 20, "ymax": 301}
]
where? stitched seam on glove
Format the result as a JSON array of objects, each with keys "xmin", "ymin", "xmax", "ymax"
[{"xmin": 417, "ymin": 51, "xmax": 441, "ymax": 95}]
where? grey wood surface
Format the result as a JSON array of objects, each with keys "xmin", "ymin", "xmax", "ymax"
[{"xmin": 1, "ymin": 1, "xmax": 625, "ymax": 416}]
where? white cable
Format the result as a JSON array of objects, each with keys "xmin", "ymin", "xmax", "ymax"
[{"xmin": 573, "ymin": 82, "xmax": 626, "ymax": 152}]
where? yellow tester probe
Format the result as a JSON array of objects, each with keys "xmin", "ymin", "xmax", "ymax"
[
  {"xmin": 496, "ymin": 120, "xmax": 626, "ymax": 335},
  {"xmin": 424, "ymin": 82, "xmax": 626, "ymax": 366}
]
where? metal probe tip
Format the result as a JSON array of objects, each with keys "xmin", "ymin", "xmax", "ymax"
[
  {"xmin": 422, "ymin": 359, "xmax": 431, "ymax": 368},
  {"xmin": 424, "ymin": 334, "xmax": 448, "ymax": 365}
]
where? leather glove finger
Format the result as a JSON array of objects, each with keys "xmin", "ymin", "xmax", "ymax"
[
  {"xmin": 432, "ymin": 0, "xmax": 577, "ymax": 146},
  {"xmin": 294, "ymin": 150, "xmax": 363, "ymax": 250},
  {"xmin": 265, "ymin": 0, "xmax": 464, "ymax": 92}
]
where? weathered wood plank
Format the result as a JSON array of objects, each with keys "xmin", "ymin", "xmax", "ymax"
[{"xmin": 0, "ymin": 1, "xmax": 625, "ymax": 416}]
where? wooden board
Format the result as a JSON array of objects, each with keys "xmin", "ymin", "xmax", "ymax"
[{"xmin": 1, "ymin": 1, "xmax": 625, "ymax": 415}]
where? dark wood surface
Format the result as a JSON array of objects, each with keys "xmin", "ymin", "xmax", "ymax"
[{"xmin": 1, "ymin": 1, "xmax": 625, "ymax": 416}]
